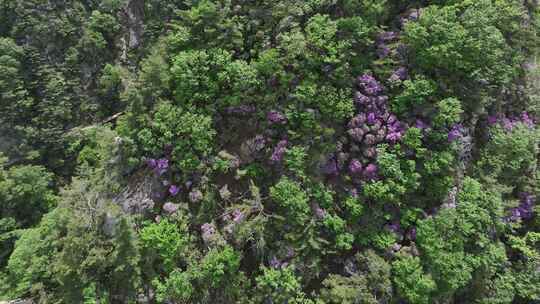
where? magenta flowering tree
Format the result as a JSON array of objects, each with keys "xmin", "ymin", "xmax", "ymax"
[
  {"xmin": 270, "ymin": 139, "xmax": 289, "ymax": 164},
  {"xmin": 3, "ymin": 1, "xmax": 539, "ymax": 303},
  {"xmin": 267, "ymin": 110, "xmax": 287, "ymax": 125},
  {"xmin": 506, "ymin": 193, "xmax": 536, "ymax": 222},
  {"xmin": 325, "ymin": 73, "xmax": 406, "ymax": 185},
  {"xmin": 447, "ymin": 124, "xmax": 464, "ymax": 142},
  {"xmin": 168, "ymin": 185, "xmax": 180, "ymax": 196}
]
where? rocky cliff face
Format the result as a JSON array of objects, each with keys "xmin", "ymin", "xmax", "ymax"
[{"xmin": 118, "ymin": 0, "xmax": 145, "ymax": 62}]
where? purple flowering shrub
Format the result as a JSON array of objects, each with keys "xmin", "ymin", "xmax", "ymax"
[
  {"xmin": 136, "ymin": 103, "xmax": 218, "ymax": 206},
  {"xmin": 323, "ymin": 73, "xmax": 408, "ymax": 186},
  {"xmin": 267, "ymin": 110, "xmax": 287, "ymax": 125},
  {"xmin": 0, "ymin": 0, "xmax": 537, "ymax": 303},
  {"xmin": 506, "ymin": 193, "xmax": 536, "ymax": 222},
  {"xmin": 270, "ymin": 139, "xmax": 289, "ymax": 164},
  {"xmin": 146, "ymin": 158, "xmax": 169, "ymax": 176},
  {"xmin": 487, "ymin": 112, "xmax": 535, "ymax": 131}
]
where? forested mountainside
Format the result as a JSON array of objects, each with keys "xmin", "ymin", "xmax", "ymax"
[{"xmin": 0, "ymin": 0, "xmax": 539, "ymax": 303}]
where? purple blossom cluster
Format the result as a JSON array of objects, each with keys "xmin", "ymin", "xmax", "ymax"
[
  {"xmin": 322, "ymin": 156, "xmax": 339, "ymax": 175},
  {"xmin": 270, "ymin": 139, "xmax": 288, "ymax": 163},
  {"xmin": 507, "ymin": 193, "xmax": 536, "ymax": 222},
  {"xmin": 415, "ymin": 119, "xmax": 429, "ymax": 130},
  {"xmin": 269, "ymin": 256, "xmax": 288, "ymax": 269},
  {"xmin": 376, "ymin": 31, "xmax": 398, "ymax": 59},
  {"xmin": 400, "ymin": 8, "xmax": 420, "ymax": 28},
  {"xmin": 169, "ymin": 185, "xmax": 180, "ymax": 196},
  {"xmin": 267, "ymin": 110, "xmax": 287, "ymax": 125},
  {"xmin": 324, "ymin": 74, "xmax": 406, "ymax": 181},
  {"xmin": 146, "ymin": 158, "xmax": 169, "ymax": 176},
  {"xmin": 447, "ymin": 124, "xmax": 464, "ymax": 142},
  {"xmin": 388, "ymin": 67, "xmax": 408, "ymax": 83},
  {"xmin": 189, "ymin": 189, "xmax": 203, "ymax": 203},
  {"xmin": 269, "ymin": 247, "xmax": 295, "ymax": 269},
  {"xmin": 146, "ymin": 157, "xmax": 175, "ymax": 202},
  {"xmin": 352, "ymin": 75, "xmax": 405, "ymax": 143},
  {"xmin": 222, "ymin": 209, "xmax": 246, "ymax": 236},
  {"xmin": 407, "ymin": 227, "xmax": 417, "ymax": 241},
  {"xmin": 386, "ymin": 221, "xmax": 417, "ymax": 242},
  {"xmin": 488, "ymin": 112, "xmax": 535, "ymax": 131},
  {"xmin": 162, "ymin": 202, "xmax": 179, "ymax": 214},
  {"xmin": 201, "ymin": 223, "xmax": 217, "ymax": 244},
  {"xmin": 146, "ymin": 156, "xmax": 187, "ymax": 204},
  {"xmin": 232, "ymin": 209, "xmax": 245, "ymax": 223},
  {"xmin": 386, "ymin": 222, "xmax": 400, "ymax": 234}
]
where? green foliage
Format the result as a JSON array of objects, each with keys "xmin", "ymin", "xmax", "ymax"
[
  {"xmin": 392, "ymin": 76, "xmax": 437, "ymax": 114},
  {"xmin": 55, "ymin": 213, "xmax": 141, "ymax": 303},
  {"xmin": 320, "ymin": 250, "xmax": 392, "ymax": 304},
  {"xmin": 138, "ymin": 46, "xmax": 172, "ymax": 105},
  {"xmin": 197, "ymin": 246, "xmax": 242, "ymax": 289},
  {"xmin": 154, "ymin": 245, "xmax": 247, "ymax": 303},
  {"xmin": 67, "ymin": 126, "xmax": 124, "ymax": 179},
  {"xmin": 0, "ymin": 160, "xmax": 57, "ymax": 267},
  {"xmin": 137, "ymin": 102, "xmax": 215, "ymax": 172},
  {"xmin": 513, "ymin": 256, "xmax": 540, "ymax": 301},
  {"xmin": 140, "ymin": 218, "xmax": 192, "ymax": 272},
  {"xmin": 419, "ymin": 149, "xmax": 456, "ymax": 201},
  {"xmin": 402, "ymin": 127, "xmax": 457, "ymax": 202},
  {"xmin": 254, "ymin": 266, "xmax": 312, "ymax": 304},
  {"xmin": 0, "ymin": 38, "xmax": 34, "ymax": 159},
  {"xmin": 416, "ymin": 178, "xmax": 505, "ymax": 296},
  {"xmin": 1, "ymin": 208, "xmax": 68, "ymax": 300},
  {"xmin": 473, "ymin": 270, "xmax": 516, "ymax": 304},
  {"xmin": 310, "ymin": 182, "xmax": 335, "ymax": 209},
  {"xmin": 402, "ymin": 127, "xmax": 426, "ymax": 156},
  {"xmin": 371, "ymin": 231, "xmax": 397, "ymax": 251},
  {"xmin": 171, "ymin": 49, "xmax": 225, "ymax": 108},
  {"xmin": 475, "ymin": 123, "xmax": 539, "ymax": 188},
  {"xmin": 343, "ymin": 195, "xmax": 364, "ymax": 219},
  {"xmin": 270, "ymin": 177, "xmax": 310, "ymax": 224},
  {"xmin": 153, "ymin": 269, "xmax": 193, "ymax": 303},
  {"xmin": 363, "ymin": 144, "xmax": 420, "ymax": 204},
  {"xmin": 320, "ymin": 274, "xmax": 372, "ymax": 304},
  {"xmin": 2, "ymin": 154, "xmax": 141, "ymax": 302},
  {"xmin": 88, "ymin": 11, "xmax": 120, "ymax": 41},
  {"xmin": 322, "ymin": 214, "xmax": 354, "ymax": 250},
  {"xmin": 392, "ymin": 255, "xmax": 436, "ymax": 304},
  {"xmin": 404, "ymin": 0, "xmax": 519, "ymax": 91},
  {"xmin": 97, "ymin": 64, "xmax": 125, "ymax": 117},
  {"xmin": 171, "ymin": 48, "xmax": 260, "ymax": 112},
  {"xmin": 284, "ymin": 146, "xmax": 308, "ymax": 178},
  {"xmin": 218, "ymin": 59, "xmax": 261, "ymax": 107},
  {"xmin": 0, "ymin": 162, "xmax": 56, "ymax": 229},
  {"xmin": 177, "ymin": 0, "xmax": 244, "ymax": 51},
  {"xmin": 433, "ymin": 97, "xmax": 464, "ymax": 129},
  {"xmin": 0, "ymin": 0, "xmax": 539, "ymax": 302},
  {"xmin": 293, "ymin": 83, "xmax": 354, "ymax": 121},
  {"xmin": 342, "ymin": 0, "xmax": 391, "ymax": 25}
]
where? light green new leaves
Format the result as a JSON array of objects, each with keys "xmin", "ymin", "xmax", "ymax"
[
  {"xmin": 137, "ymin": 102, "xmax": 216, "ymax": 172},
  {"xmin": 254, "ymin": 266, "xmax": 313, "ymax": 304},
  {"xmin": 270, "ymin": 177, "xmax": 310, "ymax": 224},
  {"xmin": 392, "ymin": 255, "xmax": 436, "ymax": 304}
]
